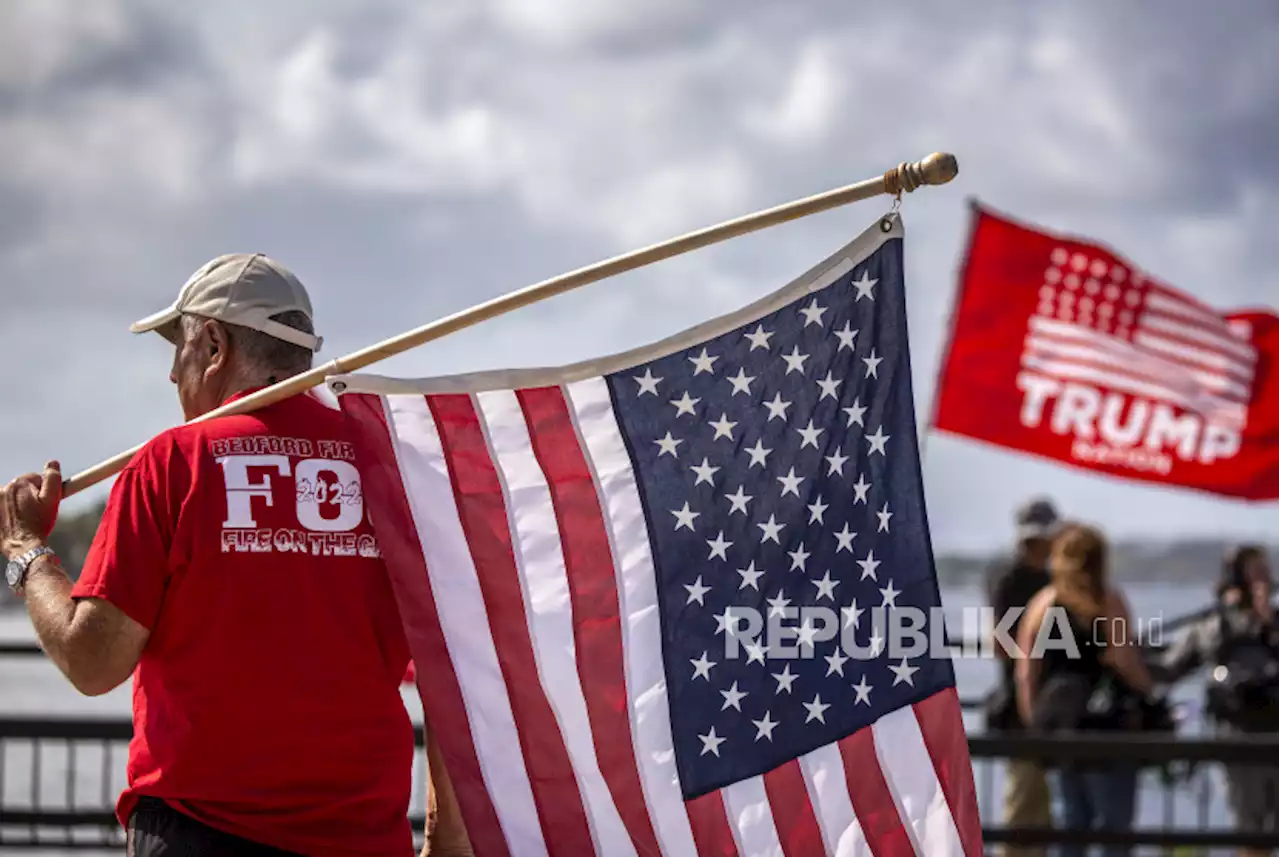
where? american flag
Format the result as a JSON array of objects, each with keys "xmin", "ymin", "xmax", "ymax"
[
  {"xmin": 334, "ymin": 215, "xmax": 981, "ymax": 857},
  {"xmin": 1024, "ymin": 248, "xmax": 1258, "ymax": 426}
]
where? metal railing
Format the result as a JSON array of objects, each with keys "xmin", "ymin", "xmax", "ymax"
[
  {"xmin": 3, "ymin": 610, "xmax": 1270, "ymax": 854},
  {"xmin": 969, "ymin": 730, "xmax": 1278, "ymax": 853},
  {"xmin": 2, "ymin": 714, "xmax": 1276, "ymax": 853},
  {"xmin": 0, "ymin": 717, "xmax": 434, "ymax": 851}
]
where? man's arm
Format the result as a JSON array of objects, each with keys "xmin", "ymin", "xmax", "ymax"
[
  {"xmin": 3, "ymin": 462, "xmax": 150, "ymax": 697},
  {"xmin": 22, "ymin": 553, "xmax": 149, "ymax": 696},
  {"xmin": 423, "ymin": 728, "xmax": 473, "ymax": 857}
]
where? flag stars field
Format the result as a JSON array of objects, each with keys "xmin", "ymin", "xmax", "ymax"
[{"xmin": 571, "ymin": 248, "xmax": 956, "ymax": 806}]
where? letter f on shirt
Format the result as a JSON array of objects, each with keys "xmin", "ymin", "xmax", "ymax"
[{"xmin": 218, "ymin": 455, "xmax": 290, "ymax": 528}]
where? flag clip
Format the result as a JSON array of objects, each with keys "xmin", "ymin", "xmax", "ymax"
[{"xmin": 880, "ymin": 194, "xmax": 903, "ymax": 232}]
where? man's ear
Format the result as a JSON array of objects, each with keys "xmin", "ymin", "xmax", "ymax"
[{"xmin": 203, "ymin": 319, "xmax": 232, "ymax": 376}]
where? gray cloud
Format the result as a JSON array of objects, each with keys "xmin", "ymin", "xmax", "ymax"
[{"xmin": 0, "ymin": 0, "xmax": 1275, "ymax": 551}]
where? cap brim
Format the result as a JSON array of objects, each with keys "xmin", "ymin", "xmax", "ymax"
[{"xmin": 130, "ymin": 306, "xmax": 182, "ymax": 344}]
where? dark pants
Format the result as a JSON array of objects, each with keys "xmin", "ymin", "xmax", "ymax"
[
  {"xmin": 127, "ymin": 797, "xmax": 304, "ymax": 857},
  {"xmin": 1052, "ymin": 765, "xmax": 1138, "ymax": 857}
]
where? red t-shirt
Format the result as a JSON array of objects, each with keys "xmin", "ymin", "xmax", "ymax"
[{"xmin": 72, "ymin": 390, "xmax": 414, "ymax": 856}]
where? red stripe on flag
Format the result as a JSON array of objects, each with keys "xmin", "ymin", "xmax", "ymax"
[
  {"xmin": 914, "ymin": 688, "xmax": 983, "ymax": 857},
  {"xmin": 684, "ymin": 789, "xmax": 740, "ymax": 857},
  {"xmin": 516, "ymin": 387, "xmax": 665, "ymax": 857},
  {"xmin": 838, "ymin": 728, "xmax": 915, "ymax": 857},
  {"xmin": 339, "ymin": 393, "xmax": 512, "ymax": 857},
  {"xmin": 762, "ymin": 760, "xmax": 827, "ymax": 857},
  {"xmin": 428, "ymin": 393, "xmax": 597, "ymax": 857}
]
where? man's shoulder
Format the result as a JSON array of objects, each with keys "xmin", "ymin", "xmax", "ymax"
[{"xmin": 125, "ymin": 424, "xmax": 197, "ymax": 473}]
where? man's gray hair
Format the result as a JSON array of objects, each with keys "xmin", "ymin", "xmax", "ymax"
[{"xmin": 181, "ymin": 310, "xmax": 315, "ymax": 378}]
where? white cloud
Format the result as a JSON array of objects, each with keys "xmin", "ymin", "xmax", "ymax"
[
  {"xmin": 485, "ymin": 0, "xmax": 697, "ymax": 49},
  {"xmin": 0, "ymin": 0, "xmax": 130, "ymax": 89},
  {"xmin": 741, "ymin": 40, "xmax": 843, "ymax": 146}
]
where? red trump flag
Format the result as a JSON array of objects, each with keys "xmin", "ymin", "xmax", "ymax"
[{"xmin": 933, "ymin": 204, "xmax": 1278, "ymax": 501}]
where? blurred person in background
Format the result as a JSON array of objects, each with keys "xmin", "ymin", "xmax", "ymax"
[
  {"xmin": 1015, "ymin": 523, "xmax": 1159, "ymax": 857},
  {"xmin": 1155, "ymin": 545, "xmax": 1278, "ymax": 856},
  {"xmin": 984, "ymin": 497, "xmax": 1061, "ymax": 857},
  {"xmin": 1, "ymin": 254, "xmax": 470, "ymax": 856}
]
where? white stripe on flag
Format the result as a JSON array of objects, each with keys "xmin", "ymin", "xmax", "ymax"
[
  {"xmin": 1140, "ymin": 312, "xmax": 1254, "ymax": 364},
  {"xmin": 1029, "ymin": 315, "xmax": 1252, "ymax": 378},
  {"xmin": 1020, "ymin": 355, "xmax": 1247, "ymax": 424},
  {"xmin": 1024, "ymin": 336, "xmax": 1250, "ymax": 400},
  {"xmin": 564, "ymin": 377, "xmax": 701, "ymax": 857},
  {"xmin": 1031, "ymin": 314, "xmax": 1248, "ymax": 363},
  {"xmin": 384, "ymin": 394, "xmax": 549, "ymax": 857},
  {"xmin": 722, "ymin": 777, "xmax": 785, "ymax": 857},
  {"xmin": 872, "ymin": 708, "xmax": 964, "ymax": 857},
  {"xmin": 1145, "ymin": 291, "xmax": 1248, "ymax": 342},
  {"xmin": 1134, "ymin": 332, "xmax": 1254, "ymax": 380},
  {"xmin": 475, "ymin": 390, "xmax": 638, "ymax": 857},
  {"xmin": 799, "ymin": 742, "xmax": 868, "ymax": 857}
]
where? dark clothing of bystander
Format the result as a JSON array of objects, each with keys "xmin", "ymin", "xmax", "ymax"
[{"xmin": 984, "ymin": 560, "xmax": 1051, "ymax": 730}]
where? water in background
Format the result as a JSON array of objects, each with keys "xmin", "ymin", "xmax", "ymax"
[{"xmin": 0, "ymin": 580, "xmax": 1240, "ymax": 849}]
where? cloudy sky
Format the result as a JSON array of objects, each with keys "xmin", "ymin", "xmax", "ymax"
[{"xmin": 0, "ymin": 0, "xmax": 1275, "ymax": 553}]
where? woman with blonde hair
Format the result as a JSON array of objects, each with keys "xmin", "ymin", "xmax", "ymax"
[{"xmin": 1014, "ymin": 523, "xmax": 1158, "ymax": 857}]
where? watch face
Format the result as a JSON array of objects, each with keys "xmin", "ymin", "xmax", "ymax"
[{"xmin": 5, "ymin": 560, "xmax": 20, "ymax": 589}]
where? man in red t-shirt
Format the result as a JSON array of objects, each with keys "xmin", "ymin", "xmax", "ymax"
[{"xmin": 0, "ymin": 254, "xmax": 467, "ymax": 856}]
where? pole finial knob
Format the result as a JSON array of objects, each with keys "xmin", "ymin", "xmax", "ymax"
[{"xmin": 884, "ymin": 152, "xmax": 959, "ymax": 196}]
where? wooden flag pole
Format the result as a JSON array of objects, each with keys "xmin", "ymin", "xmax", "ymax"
[{"xmin": 63, "ymin": 152, "xmax": 958, "ymax": 497}]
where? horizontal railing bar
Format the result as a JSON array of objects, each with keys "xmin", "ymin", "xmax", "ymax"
[
  {"xmin": 0, "ymin": 720, "xmax": 134, "ymax": 741},
  {"xmin": 968, "ymin": 731, "xmax": 1277, "ymax": 765},
  {"xmin": 0, "ymin": 718, "xmax": 430, "ymax": 746},
  {"xmin": 983, "ymin": 824, "xmax": 1277, "ymax": 850},
  {"xmin": 0, "ymin": 642, "xmax": 44, "ymax": 656},
  {"xmin": 0, "ymin": 814, "xmax": 432, "ymax": 844},
  {"xmin": 0, "ymin": 809, "xmax": 118, "ymax": 826},
  {"xmin": 0, "ymin": 843, "xmax": 123, "ymax": 851}
]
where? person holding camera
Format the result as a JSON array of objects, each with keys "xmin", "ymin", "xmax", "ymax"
[{"xmin": 1157, "ymin": 545, "xmax": 1278, "ymax": 855}]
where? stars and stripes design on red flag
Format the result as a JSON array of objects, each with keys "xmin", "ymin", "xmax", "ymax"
[
  {"xmin": 934, "ymin": 203, "xmax": 1278, "ymax": 500},
  {"xmin": 333, "ymin": 215, "xmax": 982, "ymax": 857}
]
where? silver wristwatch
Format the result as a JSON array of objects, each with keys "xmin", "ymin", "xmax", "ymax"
[{"xmin": 5, "ymin": 546, "xmax": 56, "ymax": 595}]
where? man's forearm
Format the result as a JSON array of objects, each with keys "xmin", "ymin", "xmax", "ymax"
[
  {"xmin": 22, "ymin": 555, "xmax": 86, "ymax": 681},
  {"xmin": 22, "ymin": 557, "xmax": 136, "ymax": 696}
]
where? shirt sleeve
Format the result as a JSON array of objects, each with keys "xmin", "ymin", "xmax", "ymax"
[{"xmin": 71, "ymin": 436, "xmax": 184, "ymax": 630}]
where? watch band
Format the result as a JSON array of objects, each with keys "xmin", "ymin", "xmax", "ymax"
[{"xmin": 7, "ymin": 546, "xmax": 56, "ymax": 594}]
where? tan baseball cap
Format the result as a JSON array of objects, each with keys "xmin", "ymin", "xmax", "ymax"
[{"xmin": 130, "ymin": 253, "xmax": 323, "ymax": 352}]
